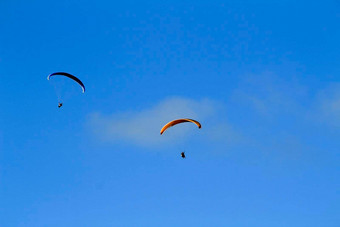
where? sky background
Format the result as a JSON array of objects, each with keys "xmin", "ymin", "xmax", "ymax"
[{"xmin": 0, "ymin": 0, "xmax": 339, "ymax": 226}]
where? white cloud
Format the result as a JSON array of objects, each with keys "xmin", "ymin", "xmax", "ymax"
[
  {"xmin": 88, "ymin": 97, "xmax": 237, "ymax": 147},
  {"xmin": 86, "ymin": 74, "xmax": 339, "ymax": 160}
]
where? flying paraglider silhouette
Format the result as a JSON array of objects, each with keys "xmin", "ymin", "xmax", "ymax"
[
  {"xmin": 160, "ymin": 118, "xmax": 201, "ymax": 158},
  {"xmin": 47, "ymin": 72, "xmax": 85, "ymax": 108}
]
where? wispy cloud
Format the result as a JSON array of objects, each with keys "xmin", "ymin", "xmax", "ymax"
[
  {"xmin": 231, "ymin": 71, "xmax": 307, "ymax": 117},
  {"xmin": 88, "ymin": 97, "xmax": 238, "ymax": 147},
  {"xmin": 314, "ymin": 83, "xmax": 340, "ymax": 127},
  {"xmin": 87, "ymin": 74, "xmax": 339, "ymax": 159}
]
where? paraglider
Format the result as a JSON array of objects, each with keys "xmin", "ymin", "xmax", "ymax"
[
  {"xmin": 160, "ymin": 118, "xmax": 201, "ymax": 158},
  {"xmin": 47, "ymin": 72, "xmax": 85, "ymax": 108},
  {"xmin": 160, "ymin": 118, "xmax": 201, "ymax": 135},
  {"xmin": 47, "ymin": 72, "xmax": 85, "ymax": 93}
]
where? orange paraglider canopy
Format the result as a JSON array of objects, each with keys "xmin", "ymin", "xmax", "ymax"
[{"xmin": 160, "ymin": 118, "xmax": 201, "ymax": 135}]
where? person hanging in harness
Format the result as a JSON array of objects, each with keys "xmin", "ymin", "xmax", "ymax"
[
  {"xmin": 181, "ymin": 152, "xmax": 186, "ymax": 159},
  {"xmin": 58, "ymin": 102, "xmax": 63, "ymax": 108}
]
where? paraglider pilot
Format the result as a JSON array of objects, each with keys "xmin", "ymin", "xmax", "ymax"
[
  {"xmin": 58, "ymin": 102, "xmax": 63, "ymax": 108},
  {"xmin": 181, "ymin": 152, "xmax": 186, "ymax": 158}
]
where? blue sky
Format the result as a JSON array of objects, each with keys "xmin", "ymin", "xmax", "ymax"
[{"xmin": 0, "ymin": 1, "xmax": 339, "ymax": 226}]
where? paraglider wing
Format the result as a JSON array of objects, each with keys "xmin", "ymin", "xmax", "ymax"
[
  {"xmin": 47, "ymin": 72, "xmax": 85, "ymax": 93},
  {"xmin": 160, "ymin": 118, "xmax": 201, "ymax": 135}
]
